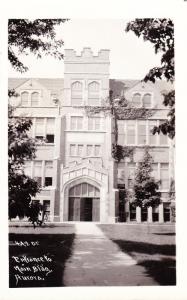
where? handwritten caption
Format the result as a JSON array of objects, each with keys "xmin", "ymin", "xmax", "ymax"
[{"xmin": 11, "ymin": 241, "xmax": 54, "ymax": 286}]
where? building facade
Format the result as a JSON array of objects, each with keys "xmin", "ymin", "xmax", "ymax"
[{"xmin": 9, "ymin": 48, "xmax": 175, "ymax": 223}]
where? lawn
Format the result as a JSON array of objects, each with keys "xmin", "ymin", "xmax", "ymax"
[
  {"xmin": 98, "ymin": 224, "xmax": 176, "ymax": 285},
  {"xmin": 9, "ymin": 224, "xmax": 75, "ymax": 288}
]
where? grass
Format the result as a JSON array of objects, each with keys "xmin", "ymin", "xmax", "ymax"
[
  {"xmin": 9, "ymin": 225, "xmax": 75, "ymax": 288},
  {"xmin": 98, "ymin": 224, "xmax": 176, "ymax": 285}
]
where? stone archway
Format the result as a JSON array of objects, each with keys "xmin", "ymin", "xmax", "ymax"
[
  {"xmin": 60, "ymin": 176, "xmax": 106, "ymax": 222},
  {"xmin": 68, "ymin": 183, "xmax": 100, "ymax": 221}
]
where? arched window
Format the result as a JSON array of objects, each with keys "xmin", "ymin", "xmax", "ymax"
[
  {"xmin": 132, "ymin": 93, "xmax": 141, "ymax": 107},
  {"xmin": 21, "ymin": 91, "xmax": 29, "ymax": 106},
  {"xmin": 142, "ymin": 93, "xmax": 152, "ymax": 108},
  {"xmin": 88, "ymin": 81, "xmax": 100, "ymax": 106},
  {"xmin": 31, "ymin": 92, "xmax": 39, "ymax": 106},
  {"xmin": 71, "ymin": 81, "xmax": 83, "ymax": 105}
]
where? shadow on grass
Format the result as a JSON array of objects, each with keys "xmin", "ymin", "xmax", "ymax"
[
  {"xmin": 9, "ymin": 233, "xmax": 75, "ymax": 288},
  {"xmin": 114, "ymin": 240, "xmax": 176, "ymax": 256},
  {"xmin": 138, "ymin": 258, "xmax": 176, "ymax": 285},
  {"xmin": 153, "ymin": 233, "xmax": 175, "ymax": 236},
  {"xmin": 113, "ymin": 239, "xmax": 176, "ymax": 285}
]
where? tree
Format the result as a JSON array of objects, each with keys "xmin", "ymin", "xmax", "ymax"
[
  {"xmin": 133, "ymin": 148, "xmax": 161, "ymax": 208},
  {"xmin": 8, "ymin": 19, "xmax": 68, "ymax": 72},
  {"xmin": 8, "ymin": 116, "xmax": 40, "ymax": 219},
  {"xmin": 8, "ymin": 19, "xmax": 68, "ymax": 221},
  {"xmin": 126, "ymin": 18, "xmax": 175, "ymax": 138}
]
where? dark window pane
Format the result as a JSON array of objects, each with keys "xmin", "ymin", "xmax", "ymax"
[
  {"xmin": 45, "ymin": 177, "xmax": 52, "ymax": 186},
  {"xmin": 46, "ymin": 134, "xmax": 54, "ymax": 143}
]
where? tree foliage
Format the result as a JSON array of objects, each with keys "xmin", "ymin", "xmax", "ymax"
[
  {"xmin": 133, "ymin": 148, "xmax": 161, "ymax": 208},
  {"xmin": 8, "ymin": 116, "xmax": 40, "ymax": 219},
  {"xmin": 8, "ymin": 19, "xmax": 68, "ymax": 72},
  {"xmin": 8, "ymin": 19, "xmax": 68, "ymax": 222},
  {"xmin": 126, "ymin": 18, "xmax": 175, "ymax": 138}
]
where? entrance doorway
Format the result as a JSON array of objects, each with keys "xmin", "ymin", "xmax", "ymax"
[{"xmin": 68, "ymin": 183, "xmax": 100, "ymax": 222}]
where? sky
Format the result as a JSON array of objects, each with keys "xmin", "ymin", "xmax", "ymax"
[{"xmin": 8, "ymin": 19, "xmax": 162, "ymax": 79}]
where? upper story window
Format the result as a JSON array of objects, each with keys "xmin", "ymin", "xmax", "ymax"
[
  {"xmin": 132, "ymin": 93, "xmax": 141, "ymax": 107},
  {"xmin": 21, "ymin": 92, "xmax": 29, "ymax": 106},
  {"xmin": 35, "ymin": 117, "xmax": 55, "ymax": 143},
  {"xmin": 88, "ymin": 117, "xmax": 101, "ymax": 130},
  {"xmin": 71, "ymin": 81, "xmax": 83, "ymax": 106},
  {"xmin": 138, "ymin": 121, "xmax": 146, "ymax": 145},
  {"xmin": 148, "ymin": 120, "xmax": 157, "ymax": 145},
  {"xmin": 142, "ymin": 93, "xmax": 152, "ymax": 108},
  {"xmin": 88, "ymin": 81, "xmax": 100, "ymax": 106},
  {"xmin": 31, "ymin": 92, "xmax": 39, "ymax": 106},
  {"xmin": 127, "ymin": 121, "xmax": 136, "ymax": 145},
  {"xmin": 70, "ymin": 116, "xmax": 83, "ymax": 130}
]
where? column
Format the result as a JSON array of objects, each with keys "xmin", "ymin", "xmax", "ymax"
[
  {"xmin": 148, "ymin": 206, "xmax": 153, "ymax": 223},
  {"xmin": 159, "ymin": 203, "xmax": 164, "ymax": 223},
  {"xmin": 136, "ymin": 206, "xmax": 141, "ymax": 223}
]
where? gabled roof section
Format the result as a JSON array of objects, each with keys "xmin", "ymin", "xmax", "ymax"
[
  {"xmin": 109, "ymin": 79, "xmax": 173, "ymax": 97},
  {"xmin": 8, "ymin": 78, "xmax": 64, "ymax": 91}
]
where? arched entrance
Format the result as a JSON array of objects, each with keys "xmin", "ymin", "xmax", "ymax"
[{"xmin": 68, "ymin": 183, "xmax": 100, "ymax": 221}]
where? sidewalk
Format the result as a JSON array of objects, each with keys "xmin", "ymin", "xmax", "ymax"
[{"xmin": 63, "ymin": 223, "xmax": 158, "ymax": 286}]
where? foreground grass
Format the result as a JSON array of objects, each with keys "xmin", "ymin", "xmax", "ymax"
[
  {"xmin": 99, "ymin": 224, "xmax": 176, "ymax": 285},
  {"xmin": 9, "ymin": 225, "xmax": 75, "ymax": 288}
]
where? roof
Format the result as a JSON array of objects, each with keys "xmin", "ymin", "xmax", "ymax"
[
  {"xmin": 8, "ymin": 78, "xmax": 173, "ymax": 93},
  {"xmin": 8, "ymin": 78, "xmax": 64, "ymax": 91}
]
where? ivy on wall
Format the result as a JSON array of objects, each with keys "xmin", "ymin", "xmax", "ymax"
[{"xmin": 84, "ymin": 91, "xmax": 156, "ymax": 162}]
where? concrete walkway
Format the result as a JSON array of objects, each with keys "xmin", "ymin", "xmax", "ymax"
[{"xmin": 63, "ymin": 223, "xmax": 158, "ymax": 286}]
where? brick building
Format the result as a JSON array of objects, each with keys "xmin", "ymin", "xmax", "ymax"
[{"xmin": 9, "ymin": 48, "xmax": 175, "ymax": 223}]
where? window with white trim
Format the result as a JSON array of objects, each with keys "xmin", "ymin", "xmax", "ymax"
[
  {"xmin": 132, "ymin": 93, "xmax": 141, "ymax": 107},
  {"xmin": 35, "ymin": 118, "xmax": 44, "ymax": 140},
  {"xmin": 44, "ymin": 161, "xmax": 53, "ymax": 187},
  {"xmin": 21, "ymin": 92, "xmax": 29, "ymax": 106},
  {"xmin": 88, "ymin": 117, "xmax": 101, "ymax": 130},
  {"xmin": 35, "ymin": 118, "xmax": 55, "ymax": 143},
  {"xmin": 126, "ymin": 121, "xmax": 135, "ymax": 145},
  {"xmin": 160, "ymin": 163, "xmax": 169, "ymax": 189},
  {"xmin": 127, "ymin": 162, "xmax": 136, "ymax": 188},
  {"xmin": 46, "ymin": 118, "xmax": 55, "ymax": 143},
  {"xmin": 148, "ymin": 120, "xmax": 157, "ymax": 145},
  {"xmin": 31, "ymin": 92, "xmax": 39, "ymax": 106},
  {"xmin": 77, "ymin": 144, "xmax": 84, "ymax": 156},
  {"xmin": 71, "ymin": 81, "xmax": 83, "ymax": 106},
  {"xmin": 138, "ymin": 121, "xmax": 147, "ymax": 145},
  {"xmin": 159, "ymin": 120, "xmax": 168, "ymax": 145},
  {"xmin": 88, "ymin": 81, "xmax": 100, "ymax": 106},
  {"xmin": 70, "ymin": 116, "xmax": 83, "ymax": 130},
  {"xmin": 70, "ymin": 144, "xmax": 76, "ymax": 156},
  {"xmin": 142, "ymin": 93, "xmax": 152, "ymax": 108},
  {"xmin": 151, "ymin": 163, "xmax": 158, "ymax": 180},
  {"xmin": 33, "ymin": 161, "xmax": 42, "ymax": 186}
]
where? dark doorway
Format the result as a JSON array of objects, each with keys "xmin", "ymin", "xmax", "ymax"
[{"xmin": 80, "ymin": 198, "xmax": 93, "ymax": 221}]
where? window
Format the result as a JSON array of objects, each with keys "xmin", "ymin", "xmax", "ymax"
[
  {"xmin": 164, "ymin": 204, "xmax": 171, "ymax": 222},
  {"xmin": 148, "ymin": 121, "xmax": 157, "ymax": 145},
  {"xmin": 152, "ymin": 206, "xmax": 159, "ymax": 222},
  {"xmin": 24, "ymin": 161, "xmax": 31, "ymax": 177},
  {"xmin": 70, "ymin": 144, "xmax": 76, "ymax": 156},
  {"xmin": 88, "ymin": 117, "xmax": 101, "ymax": 130},
  {"xmin": 43, "ymin": 200, "xmax": 50, "ymax": 220},
  {"xmin": 160, "ymin": 163, "xmax": 169, "ymax": 190},
  {"xmin": 45, "ymin": 177, "xmax": 52, "ymax": 187},
  {"xmin": 77, "ymin": 144, "xmax": 83, "ymax": 156},
  {"xmin": 142, "ymin": 93, "xmax": 152, "ymax": 108},
  {"xmin": 127, "ymin": 121, "xmax": 135, "ymax": 145},
  {"xmin": 94, "ymin": 145, "xmax": 101, "ymax": 156},
  {"xmin": 88, "ymin": 81, "xmax": 100, "ymax": 106},
  {"xmin": 21, "ymin": 92, "xmax": 29, "ymax": 106},
  {"xmin": 31, "ymin": 92, "xmax": 39, "ymax": 106},
  {"xmin": 71, "ymin": 81, "xmax": 83, "ymax": 106},
  {"xmin": 87, "ymin": 145, "xmax": 93, "ymax": 156},
  {"xmin": 159, "ymin": 121, "xmax": 168, "ymax": 145},
  {"xmin": 138, "ymin": 121, "xmax": 146, "ymax": 145},
  {"xmin": 33, "ymin": 161, "xmax": 42, "ymax": 186},
  {"xmin": 35, "ymin": 118, "xmax": 44, "ymax": 139},
  {"xmin": 141, "ymin": 207, "xmax": 148, "ymax": 222},
  {"xmin": 132, "ymin": 93, "xmax": 141, "ymax": 107},
  {"xmin": 46, "ymin": 118, "xmax": 55, "ymax": 143},
  {"xmin": 69, "ymin": 183, "xmax": 100, "ymax": 198},
  {"xmin": 128, "ymin": 163, "xmax": 136, "ymax": 188},
  {"xmin": 70, "ymin": 116, "xmax": 83, "ymax": 130},
  {"xmin": 130, "ymin": 203, "xmax": 136, "ymax": 221},
  {"xmin": 151, "ymin": 163, "xmax": 158, "ymax": 180}
]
